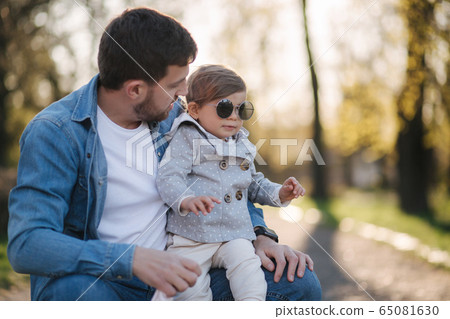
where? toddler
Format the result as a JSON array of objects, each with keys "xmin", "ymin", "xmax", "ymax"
[{"xmin": 154, "ymin": 64, "xmax": 305, "ymax": 300}]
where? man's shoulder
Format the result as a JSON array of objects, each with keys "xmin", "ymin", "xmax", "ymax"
[
  {"xmin": 22, "ymin": 79, "xmax": 97, "ymax": 147},
  {"xmin": 31, "ymin": 77, "xmax": 97, "ymax": 129},
  {"xmin": 32, "ymin": 91, "xmax": 80, "ymax": 126}
]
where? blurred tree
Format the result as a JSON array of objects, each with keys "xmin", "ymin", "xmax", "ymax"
[
  {"xmin": 301, "ymin": 0, "xmax": 327, "ymax": 199},
  {"xmin": 332, "ymin": 0, "xmax": 449, "ymax": 215},
  {"xmin": 396, "ymin": 0, "xmax": 449, "ymax": 214},
  {"xmin": 0, "ymin": 0, "xmax": 128, "ymax": 166},
  {"xmin": 0, "ymin": 0, "xmax": 62, "ymax": 235},
  {"xmin": 0, "ymin": 0, "xmax": 63, "ymax": 166},
  {"xmin": 330, "ymin": 0, "xmax": 401, "ymax": 185}
]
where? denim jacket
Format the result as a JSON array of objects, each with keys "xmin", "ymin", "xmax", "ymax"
[{"xmin": 7, "ymin": 74, "xmax": 266, "ymax": 299}]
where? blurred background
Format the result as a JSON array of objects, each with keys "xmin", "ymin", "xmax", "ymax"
[{"xmin": 0, "ymin": 0, "xmax": 449, "ymax": 300}]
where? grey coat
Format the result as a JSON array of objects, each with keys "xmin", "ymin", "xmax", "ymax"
[{"xmin": 156, "ymin": 113, "xmax": 284, "ymax": 243}]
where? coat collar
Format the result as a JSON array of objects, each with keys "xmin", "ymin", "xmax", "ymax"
[{"xmin": 166, "ymin": 112, "xmax": 256, "ymax": 159}]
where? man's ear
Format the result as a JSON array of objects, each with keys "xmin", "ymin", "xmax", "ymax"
[
  {"xmin": 187, "ymin": 102, "xmax": 200, "ymax": 120},
  {"xmin": 123, "ymin": 80, "xmax": 147, "ymax": 100}
]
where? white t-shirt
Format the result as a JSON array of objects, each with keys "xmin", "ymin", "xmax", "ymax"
[{"xmin": 96, "ymin": 106, "xmax": 168, "ymax": 250}]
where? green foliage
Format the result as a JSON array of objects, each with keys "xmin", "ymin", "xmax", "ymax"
[
  {"xmin": 0, "ymin": 237, "xmax": 28, "ymax": 290},
  {"xmin": 0, "ymin": 0, "xmax": 64, "ymax": 167},
  {"xmin": 0, "ymin": 237, "xmax": 13, "ymax": 288},
  {"xmin": 332, "ymin": 83, "xmax": 397, "ymax": 158}
]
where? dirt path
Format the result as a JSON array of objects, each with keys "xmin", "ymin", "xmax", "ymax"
[
  {"xmin": 265, "ymin": 209, "xmax": 450, "ymax": 301},
  {"xmin": 1, "ymin": 210, "xmax": 449, "ymax": 301},
  {"xmin": 0, "ymin": 276, "xmax": 30, "ymax": 301}
]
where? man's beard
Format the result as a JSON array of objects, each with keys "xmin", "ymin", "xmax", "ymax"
[{"xmin": 133, "ymin": 91, "xmax": 172, "ymax": 123}]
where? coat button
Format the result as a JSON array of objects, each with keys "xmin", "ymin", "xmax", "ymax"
[
  {"xmin": 219, "ymin": 160, "xmax": 228, "ymax": 170},
  {"xmin": 240, "ymin": 159, "xmax": 250, "ymax": 171},
  {"xmin": 236, "ymin": 190, "xmax": 243, "ymax": 200},
  {"xmin": 224, "ymin": 193, "xmax": 232, "ymax": 203}
]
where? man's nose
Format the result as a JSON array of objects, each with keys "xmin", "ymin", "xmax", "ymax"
[{"xmin": 176, "ymin": 81, "xmax": 188, "ymax": 97}]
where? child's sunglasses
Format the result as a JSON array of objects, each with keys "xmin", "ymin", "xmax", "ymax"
[{"xmin": 206, "ymin": 99, "xmax": 254, "ymax": 120}]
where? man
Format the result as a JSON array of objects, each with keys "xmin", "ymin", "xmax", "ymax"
[{"xmin": 7, "ymin": 7, "xmax": 321, "ymax": 301}]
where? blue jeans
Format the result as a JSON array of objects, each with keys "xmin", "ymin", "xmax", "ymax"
[{"xmin": 36, "ymin": 267, "xmax": 321, "ymax": 301}]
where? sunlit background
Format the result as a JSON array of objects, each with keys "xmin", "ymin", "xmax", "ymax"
[{"xmin": 0, "ymin": 0, "xmax": 449, "ymax": 300}]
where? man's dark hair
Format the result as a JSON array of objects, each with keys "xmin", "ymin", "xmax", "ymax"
[{"xmin": 98, "ymin": 8, "xmax": 197, "ymax": 90}]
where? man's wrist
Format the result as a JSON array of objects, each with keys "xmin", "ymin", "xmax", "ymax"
[{"xmin": 254, "ymin": 226, "xmax": 279, "ymax": 243}]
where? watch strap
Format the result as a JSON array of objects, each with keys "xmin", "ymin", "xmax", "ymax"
[{"xmin": 254, "ymin": 226, "xmax": 279, "ymax": 243}]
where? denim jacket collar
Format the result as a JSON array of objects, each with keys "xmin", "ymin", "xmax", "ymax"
[{"xmin": 71, "ymin": 74, "xmax": 100, "ymax": 130}]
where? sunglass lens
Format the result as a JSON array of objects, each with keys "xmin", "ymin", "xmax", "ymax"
[
  {"xmin": 238, "ymin": 101, "xmax": 254, "ymax": 120},
  {"xmin": 216, "ymin": 100, "xmax": 234, "ymax": 119}
]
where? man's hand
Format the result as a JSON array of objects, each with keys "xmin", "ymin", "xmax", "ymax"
[
  {"xmin": 181, "ymin": 196, "xmax": 221, "ymax": 216},
  {"xmin": 254, "ymin": 235, "xmax": 313, "ymax": 283},
  {"xmin": 279, "ymin": 177, "xmax": 305, "ymax": 202},
  {"xmin": 132, "ymin": 246, "xmax": 201, "ymax": 297}
]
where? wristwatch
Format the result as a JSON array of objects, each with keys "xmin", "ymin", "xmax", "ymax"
[{"xmin": 254, "ymin": 226, "xmax": 279, "ymax": 243}]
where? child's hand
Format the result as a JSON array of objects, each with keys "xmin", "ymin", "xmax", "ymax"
[
  {"xmin": 181, "ymin": 196, "xmax": 221, "ymax": 216},
  {"xmin": 279, "ymin": 177, "xmax": 305, "ymax": 202}
]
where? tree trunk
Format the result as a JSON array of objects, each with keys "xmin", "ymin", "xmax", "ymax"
[
  {"xmin": 0, "ymin": 14, "xmax": 9, "ymax": 167},
  {"xmin": 396, "ymin": 0, "xmax": 434, "ymax": 214},
  {"xmin": 301, "ymin": 0, "xmax": 327, "ymax": 199},
  {"xmin": 396, "ymin": 75, "xmax": 431, "ymax": 213}
]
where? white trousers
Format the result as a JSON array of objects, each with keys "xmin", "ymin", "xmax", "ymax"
[{"xmin": 166, "ymin": 235, "xmax": 266, "ymax": 301}]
